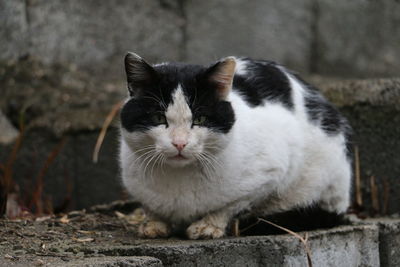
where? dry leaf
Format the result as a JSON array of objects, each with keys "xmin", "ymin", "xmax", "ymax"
[
  {"xmin": 77, "ymin": 230, "xmax": 95, "ymax": 235},
  {"xmin": 34, "ymin": 259, "xmax": 45, "ymax": 266},
  {"xmin": 59, "ymin": 215, "xmax": 70, "ymax": 224},
  {"xmin": 114, "ymin": 211, "xmax": 126, "ymax": 219},
  {"xmin": 125, "ymin": 208, "xmax": 146, "ymax": 225},
  {"xmin": 35, "ymin": 216, "xmax": 52, "ymax": 222}
]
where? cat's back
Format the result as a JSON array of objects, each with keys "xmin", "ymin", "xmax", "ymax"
[
  {"xmin": 231, "ymin": 57, "xmax": 350, "ymax": 139},
  {"xmin": 232, "ymin": 58, "xmax": 293, "ymax": 109}
]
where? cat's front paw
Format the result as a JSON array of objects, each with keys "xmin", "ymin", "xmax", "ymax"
[
  {"xmin": 186, "ymin": 219, "xmax": 225, "ymax": 239},
  {"xmin": 138, "ymin": 220, "xmax": 171, "ymax": 238}
]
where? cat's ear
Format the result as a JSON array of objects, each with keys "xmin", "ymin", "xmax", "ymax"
[
  {"xmin": 206, "ymin": 57, "xmax": 236, "ymax": 100},
  {"xmin": 124, "ymin": 52, "xmax": 157, "ymax": 97}
]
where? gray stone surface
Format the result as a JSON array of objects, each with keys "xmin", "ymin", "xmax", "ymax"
[
  {"xmin": 185, "ymin": 0, "xmax": 313, "ymax": 71},
  {"xmin": 314, "ymin": 78, "xmax": 400, "ymax": 108},
  {"xmin": 67, "ymin": 256, "xmax": 163, "ymax": 267},
  {"xmin": 0, "ymin": 0, "xmax": 28, "ymax": 61},
  {"xmin": 1, "ymin": 0, "xmax": 184, "ymax": 78},
  {"xmin": 315, "ymin": 0, "xmax": 400, "ymax": 78},
  {"xmin": 63, "ymin": 224, "xmax": 379, "ymax": 267},
  {"xmin": 377, "ymin": 219, "xmax": 400, "ymax": 267},
  {"xmin": 5, "ymin": 215, "xmax": 398, "ymax": 266},
  {"xmin": 0, "ymin": 58, "xmax": 125, "ymax": 137},
  {"xmin": 2, "ymin": 0, "xmax": 400, "ymax": 77},
  {"xmin": 0, "ymin": 111, "xmax": 18, "ymax": 145},
  {"xmin": 0, "ymin": 256, "xmax": 163, "ymax": 267}
]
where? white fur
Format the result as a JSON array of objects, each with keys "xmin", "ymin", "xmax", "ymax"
[
  {"xmin": 234, "ymin": 58, "xmax": 248, "ymax": 76},
  {"xmin": 120, "ymin": 67, "xmax": 351, "ymax": 234}
]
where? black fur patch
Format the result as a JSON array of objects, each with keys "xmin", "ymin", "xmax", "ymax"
[
  {"xmin": 295, "ymin": 75, "xmax": 350, "ymax": 136},
  {"xmin": 120, "ymin": 63, "xmax": 178, "ymax": 132},
  {"xmin": 233, "ymin": 59, "xmax": 293, "ymax": 109},
  {"xmin": 120, "ymin": 62, "xmax": 236, "ymax": 133}
]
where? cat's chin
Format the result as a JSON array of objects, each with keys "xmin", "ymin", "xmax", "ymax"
[{"xmin": 165, "ymin": 155, "xmax": 195, "ymax": 168}]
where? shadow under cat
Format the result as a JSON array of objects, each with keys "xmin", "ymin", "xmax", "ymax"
[{"xmin": 93, "ymin": 200, "xmax": 348, "ymax": 238}]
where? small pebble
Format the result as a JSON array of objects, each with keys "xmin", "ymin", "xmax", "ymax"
[{"xmin": 34, "ymin": 259, "xmax": 45, "ymax": 266}]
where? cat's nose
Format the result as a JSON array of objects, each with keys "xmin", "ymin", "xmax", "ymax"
[{"xmin": 172, "ymin": 141, "xmax": 187, "ymax": 152}]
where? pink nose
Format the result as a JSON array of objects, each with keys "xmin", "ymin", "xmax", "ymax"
[{"xmin": 172, "ymin": 141, "xmax": 187, "ymax": 152}]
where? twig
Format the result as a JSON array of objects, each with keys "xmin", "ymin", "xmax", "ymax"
[
  {"xmin": 257, "ymin": 218, "xmax": 313, "ymax": 267},
  {"xmin": 354, "ymin": 146, "xmax": 362, "ymax": 207},
  {"xmin": 30, "ymin": 137, "xmax": 67, "ymax": 215},
  {"xmin": 239, "ymin": 220, "xmax": 263, "ymax": 234},
  {"xmin": 232, "ymin": 219, "xmax": 240, "ymax": 237},
  {"xmin": 92, "ymin": 101, "xmax": 124, "ymax": 163},
  {"xmin": 0, "ymin": 112, "xmax": 25, "ymax": 216}
]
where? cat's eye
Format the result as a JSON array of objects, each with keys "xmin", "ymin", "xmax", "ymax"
[
  {"xmin": 193, "ymin": 116, "xmax": 207, "ymax": 126},
  {"xmin": 151, "ymin": 114, "xmax": 167, "ymax": 125}
]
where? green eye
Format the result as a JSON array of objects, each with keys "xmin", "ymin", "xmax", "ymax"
[
  {"xmin": 152, "ymin": 114, "xmax": 167, "ymax": 125},
  {"xmin": 193, "ymin": 116, "xmax": 207, "ymax": 126}
]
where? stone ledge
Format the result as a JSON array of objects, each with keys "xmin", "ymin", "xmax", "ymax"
[
  {"xmin": 1, "ymin": 200, "xmax": 400, "ymax": 266},
  {"xmin": 313, "ymin": 77, "xmax": 400, "ymax": 108},
  {"xmin": 50, "ymin": 219, "xmax": 400, "ymax": 266},
  {"xmin": 68, "ymin": 224, "xmax": 379, "ymax": 267}
]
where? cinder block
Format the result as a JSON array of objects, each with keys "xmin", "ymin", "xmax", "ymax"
[
  {"xmin": 0, "ymin": 0, "xmax": 28, "ymax": 61},
  {"xmin": 378, "ymin": 219, "xmax": 400, "ymax": 267},
  {"xmin": 185, "ymin": 0, "xmax": 313, "ymax": 71},
  {"xmin": 315, "ymin": 0, "xmax": 400, "ymax": 77},
  {"xmin": 82, "ymin": 225, "xmax": 379, "ymax": 267},
  {"xmin": 25, "ymin": 0, "xmax": 184, "ymax": 77}
]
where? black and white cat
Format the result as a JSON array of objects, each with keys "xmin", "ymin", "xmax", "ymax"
[{"xmin": 119, "ymin": 53, "xmax": 351, "ymax": 239}]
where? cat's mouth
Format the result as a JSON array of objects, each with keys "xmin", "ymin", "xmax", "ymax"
[
  {"xmin": 166, "ymin": 153, "xmax": 193, "ymax": 167},
  {"xmin": 170, "ymin": 154, "xmax": 187, "ymax": 160}
]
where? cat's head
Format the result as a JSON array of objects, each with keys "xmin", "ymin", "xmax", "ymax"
[{"xmin": 120, "ymin": 52, "xmax": 236, "ymax": 168}]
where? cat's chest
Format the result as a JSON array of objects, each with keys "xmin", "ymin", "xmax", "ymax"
[
  {"xmin": 130, "ymin": 161, "xmax": 278, "ymax": 223},
  {"xmin": 135, "ymin": 171, "xmax": 234, "ymax": 222}
]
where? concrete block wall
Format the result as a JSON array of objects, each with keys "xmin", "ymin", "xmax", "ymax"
[
  {"xmin": 1, "ymin": 0, "xmax": 400, "ymax": 78},
  {"xmin": 315, "ymin": 0, "xmax": 400, "ymax": 77},
  {"xmin": 185, "ymin": 0, "xmax": 313, "ymax": 71},
  {"xmin": 1, "ymin": 0, "xmax": 184, "ymax": 80}
]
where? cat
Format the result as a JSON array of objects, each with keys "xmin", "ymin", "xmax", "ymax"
[{"xmin": 119, "ymin": 52, "xmax": 352, "ymax": 239}]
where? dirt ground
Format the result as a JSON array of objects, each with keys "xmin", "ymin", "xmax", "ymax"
[{"xmin": 0, "ymin": 201, "xmax": 146, "ymax": 266}]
